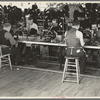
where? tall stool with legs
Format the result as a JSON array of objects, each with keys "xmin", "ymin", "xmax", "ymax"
[{"xmin": 62, "ymin": 57, "xmax": 81, "ymax": 84}]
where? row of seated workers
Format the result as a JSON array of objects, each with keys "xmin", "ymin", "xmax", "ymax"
[{"xmin": 0, "ymin": 19, "xmax": 86, "ymax": 74}]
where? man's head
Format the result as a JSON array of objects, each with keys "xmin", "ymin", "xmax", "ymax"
[
  {"xmin": 3, "ymin": 23, "xmax": 11, "ymax": 32},
  {"xmin": 72, "ymin": 20, "xmax": 80, "ymax": 29},
  {"xmin": 28, "ymin": 17, "xmax": 33, "ymax": 25}
]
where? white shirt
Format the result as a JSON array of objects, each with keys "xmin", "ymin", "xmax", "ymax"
[
  {"xmin": 30, "ymin": 23, "xmax": 38, "ymax": 31},
  {"xmin": 26, "ymin": 22, "xmax": 39, "ymax": 34}
]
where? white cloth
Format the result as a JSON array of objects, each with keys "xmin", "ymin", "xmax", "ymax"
[{"xmin": 30, "ymin": 23, "xmax": 38, "ymax": 31}]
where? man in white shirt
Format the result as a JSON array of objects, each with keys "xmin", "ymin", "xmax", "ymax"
[{"xmin": 26, "ymin": 17, "xmax": 40, "ymax": 36}]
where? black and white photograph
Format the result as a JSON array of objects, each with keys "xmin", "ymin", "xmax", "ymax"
[{"xmin": 0, "ymin": 0, "xmax": 100, "ymax": 98}]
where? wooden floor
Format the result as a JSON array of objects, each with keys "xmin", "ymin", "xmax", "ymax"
[{"xmin": 0, "ymin": 66, "xmax": 100, "ymax": 97}]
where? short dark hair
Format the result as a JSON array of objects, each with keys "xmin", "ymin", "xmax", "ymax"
[
  {"xmin": 28, "ymin": 17, "xmax": 33, "ymax": 20},
  {"xmin": 3, "ymin": 23, "xmax": 11, "ymax": 27},
  {"xmin": 72, "ymin": 20, "xmax": 80, "ymax": 26}
]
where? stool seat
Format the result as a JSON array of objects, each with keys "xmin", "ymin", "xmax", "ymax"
[
  {"xmin": 62, "ymin": 56, "xmax": 81, "ymax": 84},
  {"xmin": 65, "ymin": 56, "xmax": 79, "ymax": 59}
]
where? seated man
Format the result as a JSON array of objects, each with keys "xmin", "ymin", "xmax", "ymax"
[
  {"xmin": 64, "ymin": 20, "xmax": 86, "ymax": 73},
  {"xmin": 0, "ymin": 23, "xmax": 22, "ymax": 65},
  {"xmin": 26, "ymin": 17, "xmax": 40, "ymax": 36}
]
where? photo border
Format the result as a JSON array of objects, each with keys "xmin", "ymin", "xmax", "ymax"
[{"xmin": 0, "ymin": 0, "xmax": 100, "ymax": 100}]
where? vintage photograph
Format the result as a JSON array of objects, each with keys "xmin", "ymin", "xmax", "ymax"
[{"xmin": 0, "ymin": 0, "xmax": 100, "ymax": 98}]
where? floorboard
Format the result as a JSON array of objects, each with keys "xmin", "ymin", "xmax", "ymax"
[{"xmin": 0, "ymin": 65, "xmax": 100, "ymax": 97}]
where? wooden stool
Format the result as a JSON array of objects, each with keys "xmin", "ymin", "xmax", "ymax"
[
  {"xmin": 0, "ymin": 45, "xmax": 12, "ymax": 71},
  {"xmin": 62, "ymin": 57, "xmax": 81, "ymax": 84}
]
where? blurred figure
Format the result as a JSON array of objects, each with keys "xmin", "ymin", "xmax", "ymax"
[
  {"xmin": 96, "ymin": 27, "xmax": 100, "ymax": 41},
  {"xmin": 64, "ymin": 20, "xmax": 86, "ymax": 73},
  {"xmin": 0, "ymin": 23, "xmax": 22, "ymax": 65},
  {"xmin": 26, "ymin": 16, "xmax": 40, "ymax": 36}
]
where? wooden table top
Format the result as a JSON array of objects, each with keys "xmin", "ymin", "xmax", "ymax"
[
  {"xmin": 18, "ymin": 40, "xmax": 66, "ymax": 47},
  {"xmin": 18, "ymin": 37, "xmax": 100, "ymax": 49}
]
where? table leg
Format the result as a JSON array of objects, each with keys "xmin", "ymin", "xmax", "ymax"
[
  {"xmin": 58, "ymin": 47, "xmax": 63, "ymax": 70},
  {"xmin": 97, "ymin": 50, "xmax": 100, "ymax": 67}
]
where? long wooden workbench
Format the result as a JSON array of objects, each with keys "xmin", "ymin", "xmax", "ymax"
[{"xmin": 17, "ymin": 38, "xmax": 100, "ymax": 78}]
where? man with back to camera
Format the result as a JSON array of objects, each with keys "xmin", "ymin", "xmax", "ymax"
[
  {"xmin": 65, "ymin": 20, "xmax": 86, "ymax": 73},
  {"xmin": 0, "ymin": 23, "xmax": 22, "ymax": 65}
]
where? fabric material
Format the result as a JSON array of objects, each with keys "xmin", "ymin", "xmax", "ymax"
[
  {"xmin": 65, "ymin": 47, "xmax": 84, "ymax": 57},
  {"xmin": 65, "ymin": 28, "xmax": 85, "ymax": 46},
  {"xmin": 66, "ymin": 28, "xmax": 81, "ymax": 47},
  {"xmin": 4, "ymin": 31, "xmax": 16, "ymax": 46},
  {"xmin": 30, "ymin": 23, "xmax": 38, "ymax": 31},
  {"xmin": 29, "ymin": 28, "xmax": 37, "ymax": 35},
  {"xmin": 0, "ymin": 30, "xmax": 16, "ymax": 46},
  {"xmin": 0, "ymin": 30, "xmax": 11, "ymax": 46}
]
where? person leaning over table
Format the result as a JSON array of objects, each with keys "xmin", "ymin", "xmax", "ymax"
[
  {"xmin": 22, "ymin": 16, "xmax": 40, "ymax": 64},
  {"xmin": 0, "ymin": 23, "xmax": 22, "ymax": 65},
  {"xmin": 64, "ymin": 20, "xmax": 86, "ymax": 74},
  {"xmin": 26, "ymin": 16, "xmax": 40, "ymax": 36}
]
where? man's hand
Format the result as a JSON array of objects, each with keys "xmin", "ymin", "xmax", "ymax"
[{"xmin": 15, "ymin": 41, "xmax": 18, "ymax": 47}]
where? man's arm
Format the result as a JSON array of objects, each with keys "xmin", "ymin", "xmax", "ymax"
[
  {"xmin": 4, "ymin": 32, "xmax": 16, "ymax": 46},
  {"xmin": 79, "ymin": 31, "xmax": 85, "ymax": 46}
]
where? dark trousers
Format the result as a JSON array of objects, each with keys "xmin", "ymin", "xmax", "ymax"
[
  {"xmin": 2, "ymin": 46, "xmax": 22, "ymax": 65},
  {"xmin": 62, "ymin": 47, "xmax": 86, "ymax": 73}
]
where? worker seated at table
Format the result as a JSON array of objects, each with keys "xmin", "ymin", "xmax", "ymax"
[
  {"xmin": 48, "ymin": 19, "xmax": 60, "ymax": 56},
  {"xmin": 0, "ymin": 23, "xmax": 22, "ymax": 65},
  {"xmin": 64, "ymin": 20, "xmax": 86, "ymax": 74},
  {"xmin": 26, "ymin": 16, "xmax": 40, "ymax": 36}
]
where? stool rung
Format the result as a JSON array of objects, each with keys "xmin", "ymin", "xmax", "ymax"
[
  {"xmin": 68, "ymin": 62, "xmax": 76, "ymax": 65},
  {"xmin": 67, "ymin": 64, "xmax": 76, "ymax": 67},
  {"xmin": 1, "ymin": 58, "xmax": 8, "ymax": 60},
  {"xmin": 1, "ymin": 64, "xmax": 10, "ymax": 66},
  {"xmin": 67, "ymin": 69, "xmax": 76, "ymax": 71},
  {"xmin": 1, "ymin": 60, "xmax": 9, "ymax": 63},
  {"xmin": 66, "ymin": 72, "xmax": 77, "ymax": 75},
  {"xmin": 63, "ymin": 80, "xmax": 77, "ymax": 83},
  {"xmin": 68, "ymin": 62, "xmax": 75, "ymax": 64}
]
